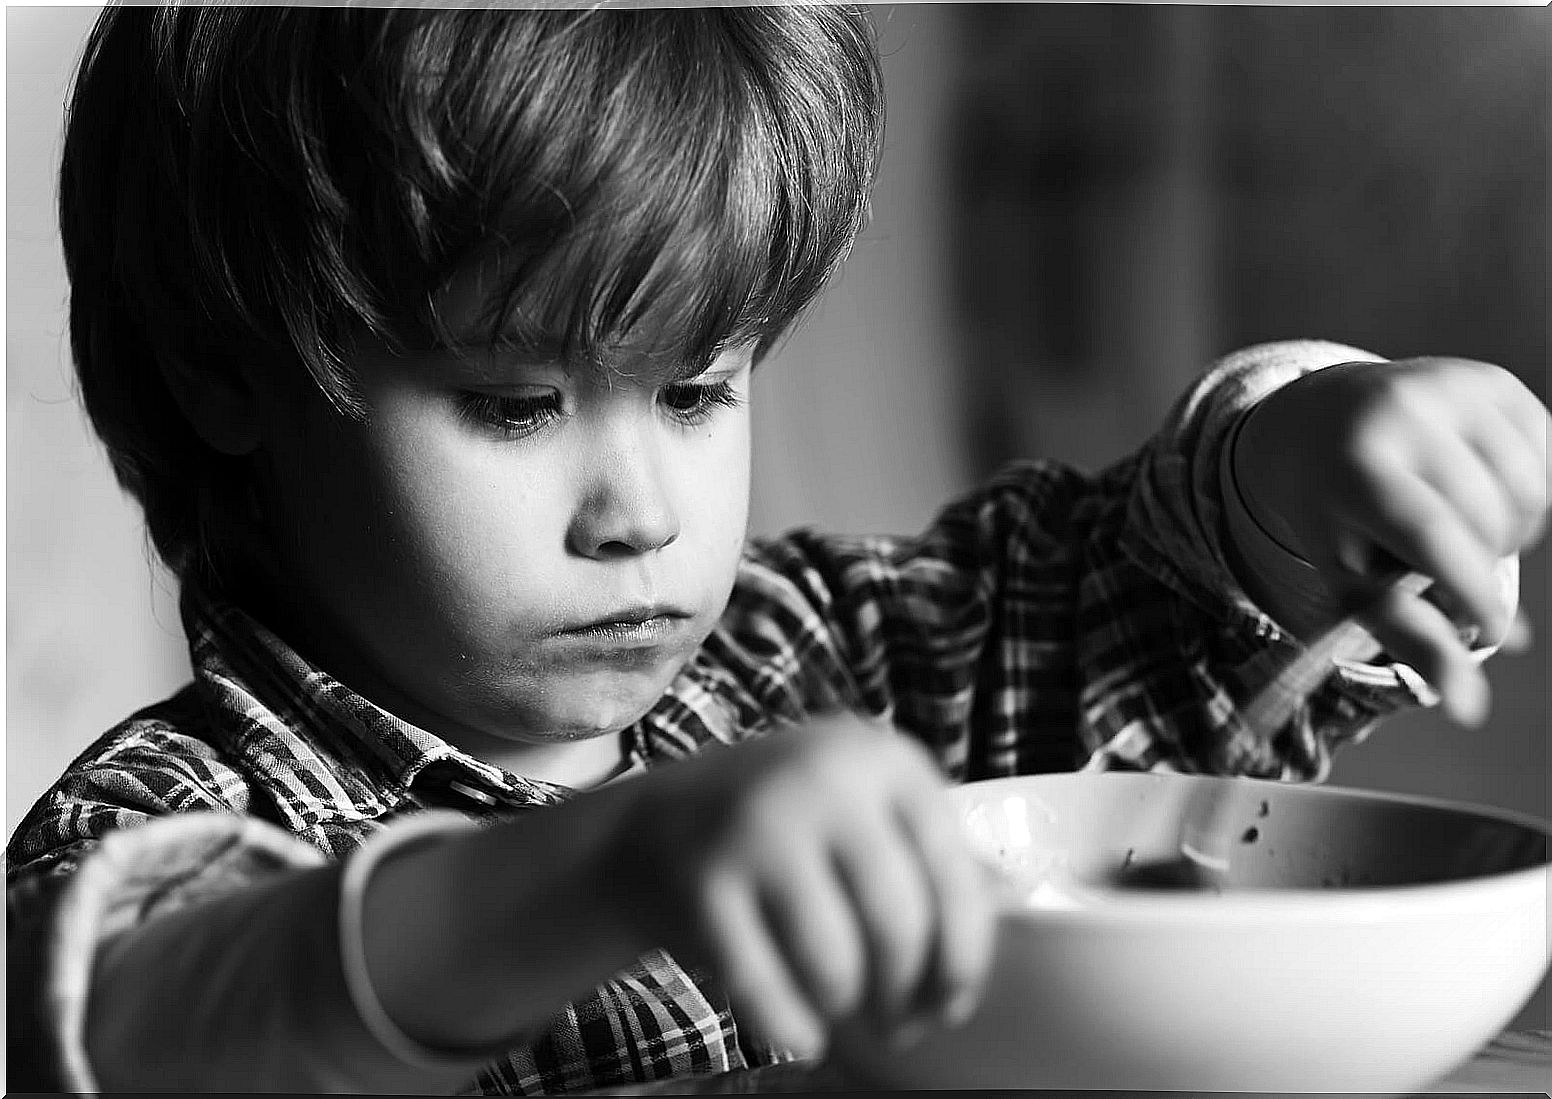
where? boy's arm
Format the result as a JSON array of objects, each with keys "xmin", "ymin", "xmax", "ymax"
[
  {"xmin": 5, "ymin": 719, "xmax": 648, "ymax": 1093},
  {"xmin": 1100, "ymin": 341, "xmax": 1392, "ymax": 775},
  {"xmin": 719, "ymin": 341, "xmax": 1451, "ymax": 782},
  {"xmin": 1113, "ymin": 340, "xmax": 1518, "ymax": 774},
  {"xmin": 6, "ymin": 814, "xmax": 387, "ymax": 1093},
  {"xmin": 21, "ymin": 732, "xmax": 981, "ymax": 1093},
  {"xmin": 76, "ymin": 808, "xmax": 658, "ymax": 1092},
  {"xmin": 10, "ymin": 778, "xmax": 666, "ymax": 1093},
  {"xmin": 2, "ymin": 735, "xmax": 399, "ymax": 1093}
]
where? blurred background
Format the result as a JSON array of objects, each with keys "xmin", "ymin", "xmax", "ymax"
[{"xmin": 7, "ymin": 4, "xmax": 1547, "ymax": 1027}]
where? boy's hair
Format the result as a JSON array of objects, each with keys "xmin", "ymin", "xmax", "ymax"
[{"xmin": 60, "ymin": 5, "xmax": 884, "ymax": 582}]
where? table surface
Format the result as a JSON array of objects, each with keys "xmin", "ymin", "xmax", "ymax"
[{"xmin": 584, "ymin": 1028, "xmax": 1551, "ymax": 1095}]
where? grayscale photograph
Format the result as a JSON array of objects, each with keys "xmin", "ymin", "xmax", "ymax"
[{"xmin": 6, "ymin": 2, "xmax": 1548, "ymax": 1093}]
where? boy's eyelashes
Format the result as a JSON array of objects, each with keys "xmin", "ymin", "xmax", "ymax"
[
  {"xmin": 454, "ymin": 390, "xmax": 562, "ymax": 441},
  {"xmin": 660, "ymin": 379, "xmax": 744, "ymax": 425},
  {"xmin": 453, "ymin": 381, "xmax": 744, "ymax": 441}
]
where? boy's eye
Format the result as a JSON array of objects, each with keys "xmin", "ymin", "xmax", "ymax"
[
  {"xmin": 454, "ymin": 390, "xmax": 562, "ymax": 440},
  {"xmin": 660, "ymin": 380, "xmax": 744, "ymax": 425}
]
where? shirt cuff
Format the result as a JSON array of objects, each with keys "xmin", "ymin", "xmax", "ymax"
[
  {"xmin": 336, "ymin": 810, "xmax": 484, "ymax": 1069},
  {"xmin": 1122, "ymin": 339, "xmax": 1386, "ymax": 638},
  {"xmin": 1217, "ymin": 398, "xmax": 1345, "ymax": 643}
]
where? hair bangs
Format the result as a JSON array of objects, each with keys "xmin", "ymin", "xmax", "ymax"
[{"xmin": 413, "ymin": 8, "xmax": 883, "ymax": 383}]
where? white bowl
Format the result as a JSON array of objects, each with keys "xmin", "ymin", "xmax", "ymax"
[{"xmin": 832, "ymin": 771, "xmax": 1549, "ymax": 1093}]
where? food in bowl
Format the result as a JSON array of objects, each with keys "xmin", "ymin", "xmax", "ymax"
[{"xmin": 830, "ymin": 771, "xmax": 1550, "ymax": 1093}]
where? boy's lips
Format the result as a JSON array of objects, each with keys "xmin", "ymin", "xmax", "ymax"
[{"xmin": 554, "ymin": 605, "xmax": 695, "ymax": 648}]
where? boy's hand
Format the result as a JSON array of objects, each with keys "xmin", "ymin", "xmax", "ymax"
[
  {"xmin": 608, "ymin": 715, "xmax": 997, "ymax": 1058},
  {"xmin": 1232, "ymin": 357, "xmax": 1550, "ymax": 725}
]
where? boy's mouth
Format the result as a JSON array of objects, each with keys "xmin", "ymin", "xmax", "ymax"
[{"xmin": 556, "ymin": 605, "xmax": 694, "ymax": 647}]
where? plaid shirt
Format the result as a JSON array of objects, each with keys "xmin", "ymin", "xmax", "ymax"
[{"xmin": 7, "ymin": 342, "xmax": 1430, "ymax": 1094}]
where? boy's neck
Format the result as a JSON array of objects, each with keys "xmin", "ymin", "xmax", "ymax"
[{"xmin": 468, "ymin": 730, "xmax": 636, "ymax": 792}]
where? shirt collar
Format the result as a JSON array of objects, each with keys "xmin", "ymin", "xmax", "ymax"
[{"xmin": 179, "ymin": 580, "xmax": 578, "ymax": 814}]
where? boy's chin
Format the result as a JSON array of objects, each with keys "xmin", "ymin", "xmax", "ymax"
[{"xmin": 512, "ymin": 673, "xmax": 678, "ymax": 740}]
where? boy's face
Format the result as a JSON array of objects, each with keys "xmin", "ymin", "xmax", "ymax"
[{"xmin": 246, "ymin": 294, "xmax": 752, "ymax": 762}]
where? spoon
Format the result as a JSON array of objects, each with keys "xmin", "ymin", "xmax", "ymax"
[{"xmin": 1171, "ymin": 571, "xmax": 1435, "ymax": 888}]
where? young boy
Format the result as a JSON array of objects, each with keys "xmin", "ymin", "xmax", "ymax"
[{"xmin": 8, "ymin": 6, "xmax": 1547, "ymax": 1094}]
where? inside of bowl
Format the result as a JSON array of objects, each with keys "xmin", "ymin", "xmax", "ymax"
[{"xmin": 956, "ymin": 772, "xmax": 1549, "ymax": 895}]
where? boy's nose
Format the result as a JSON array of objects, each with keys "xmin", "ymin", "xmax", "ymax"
[{"xmin": 566, "ymin": 450, "xmax": 681, "ymax": 559}]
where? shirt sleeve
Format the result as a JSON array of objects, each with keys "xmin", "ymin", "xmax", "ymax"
[
  {"xmin": 6, "ymin": 718, "xmax": 283, "ymax": 1092},
  {"xmin": 8, "ymin": 813, "xmax": 325, "ymax": 1092},
  {"xmin": 6, "ymin": 721, "xmax": 488, "ymax": 1093},
  {"xmin": 715, "ymin": 340, "xmax": 1447, "ymax": 783}
]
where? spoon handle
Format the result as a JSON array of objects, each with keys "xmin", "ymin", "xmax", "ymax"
[{"xmin": 1240, "ymin": 570, "xmax": 1432, "ymax": 740}]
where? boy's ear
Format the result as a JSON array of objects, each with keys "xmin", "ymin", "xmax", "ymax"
[{"xmin": 158, "ymin": 354, "xmax": 266, "ymax": 457}]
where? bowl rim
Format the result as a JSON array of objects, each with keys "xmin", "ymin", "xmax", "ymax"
[{"xmin": 952, "ymin": 771, "xmax": 1552, "ymax": 925}]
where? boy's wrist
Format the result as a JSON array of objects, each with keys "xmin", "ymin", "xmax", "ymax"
[{"xmin": 352, "ymin": 786, "xmax": 661, "ymax": 1059}]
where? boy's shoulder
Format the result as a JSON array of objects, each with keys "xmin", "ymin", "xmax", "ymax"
[
  {"xmin": 7, "ymin": 684, "xmax": 261, "ymax": 874},
  {"xmin": 55, "ymin": 683, "xmax": 236, "ymax": 781}
]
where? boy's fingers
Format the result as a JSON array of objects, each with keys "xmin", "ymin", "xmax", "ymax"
[
  {"xmin": 1355, "ymin": 479, "xmax": 1510, "ymax": 645},
  {"xmin": 759, "ymin": 860, "xmax": 867, "ymax": 1022},
  {"xmin": 834, "ymin": 817, "xmax": 935, "ymax": 1034},
  {"xmin": 1489, "ymin": 370, "xmax": 1552, "ymax": 461},
  {"xmin": 1419, "ymin": 439, "xmax": 1522, "ymax": 558},
  {"xmin": 897, "ymin": 798, "xmax": 998, "ymax": 1028},
  {"xmin": 1467, "ymin": 410, "xmax": 1549, "ymax": 548},
  {"xmin": 1356, "ymin": 583, "xmax": 1491, "ymax": 727},
  {"xmin": 703, "ymin": 874, "xmax": 828, "ymax": 1059}
]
